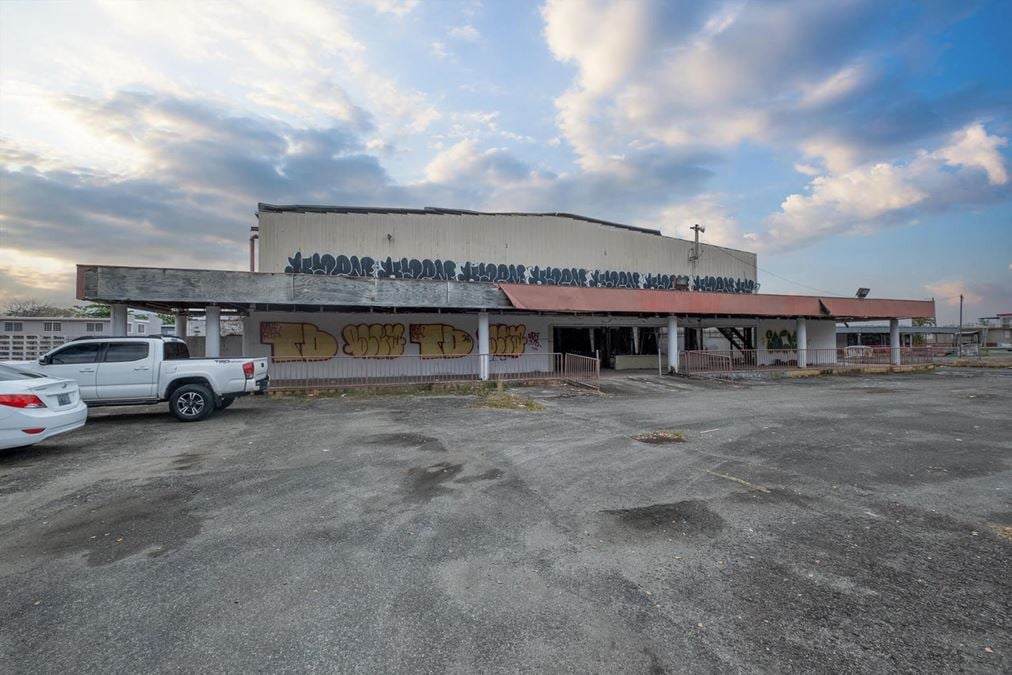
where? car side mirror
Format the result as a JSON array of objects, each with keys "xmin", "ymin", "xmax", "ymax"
[{"xmin": 39, "ymin": 356, "xmax": 50, "ymax": 365}]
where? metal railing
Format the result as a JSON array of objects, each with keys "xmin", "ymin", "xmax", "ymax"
[
  {"xmin": 678, "ymin": 347, "xmax": 935, "ymax": 375},
  {"xmin": 268, "ymin": 352, "xmax": 600, "ymax": 391},
  {"xmin": 270, "ymin": 354, "xmax": 481, "ymax": 390},
  {"xmin": 563, "ymin": 353, "xmax": 601, "ymax": 389}
]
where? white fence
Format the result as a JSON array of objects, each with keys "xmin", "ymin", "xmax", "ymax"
[{"xmin": 269, "ymin": 352, "xmax": 599, "ymax": 391}]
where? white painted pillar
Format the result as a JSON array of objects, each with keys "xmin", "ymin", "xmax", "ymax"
[
  {"xmin": 205, "ymin": 306, "xmax": 221, "ymax": 358},
  {"xmin": 667, "ymin": 315, "xmax": 679, "ymax": 373},
  {"xmin": 111, "ymin": 304, "xmax": 128, "ymax": 336},
  {"xmin": 890, "ymin": 318, "xmax": 901, "ymax": 366},
  {"xmin": 173, "ymin": 312, "xmax": 188, "ymax": 338},
  {"xmin": 796, "ymin": 317, "xmax": 808, "ymax": 368},
  {"xmin": 478, "ymin": 311, "xmax": 489, "ymax": 380},
  {"xmin": 632, "ymin": 326, "xmax": 641, "ymax": 355}
]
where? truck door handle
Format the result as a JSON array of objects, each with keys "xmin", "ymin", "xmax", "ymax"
[
  {"xmin": 79, "ymin": 368, "xmax": 96, "ymax": 373},
  {"xmin": 134, "ymin": 367, "xmax": 150, "ymax": 371}
]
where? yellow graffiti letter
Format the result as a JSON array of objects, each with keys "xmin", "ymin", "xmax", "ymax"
[
  {"xmin": 490, "ymin": 324, "xmax": 526, "ymax": 357},
  {"xmin": 260, "ymin": 322, "xmax": 338, "ymax": 359},
  {"xmin": 409, "ymin": 324, "xmax": 474, "ymax": 358},
  {"xmin": 342, "ymin": 323, "xmax": 406, "ymax": 357}
]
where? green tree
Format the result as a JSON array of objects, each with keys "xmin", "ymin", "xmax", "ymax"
[
  {"xmin": 70, "ymin": 303, "xmax": 111, "ymax": 318},
  {"xmin": 4, "ymin": 298, "xmax": 70, "ymax": 316}
]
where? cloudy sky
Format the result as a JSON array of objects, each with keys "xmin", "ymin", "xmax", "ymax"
[{"xmin": 1, "ymin": 0, "xmax": 1009, "ymax": 323}]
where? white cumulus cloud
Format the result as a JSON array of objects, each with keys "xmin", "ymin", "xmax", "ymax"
[
  {"xmin": 448, "ymin": 24, "xmax": 480, "ymax": 41},
  {"xmin": 763, "ymin": 124, "xmax": 1010, "ymax": 250}
]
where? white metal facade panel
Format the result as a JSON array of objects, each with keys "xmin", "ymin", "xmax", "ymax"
[{"xmin": 258, "ymin": 211, "xmax": 757, "ymax": 288}]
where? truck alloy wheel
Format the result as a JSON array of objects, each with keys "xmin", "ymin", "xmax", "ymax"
[{"xmin": 170, "ymin": 384, "xmax": 216, "ymax": 422}]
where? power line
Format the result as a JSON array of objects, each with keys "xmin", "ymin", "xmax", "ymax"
[{"xmin": 705, "ymin": 244, "xmax": 848, "ymax": 297}]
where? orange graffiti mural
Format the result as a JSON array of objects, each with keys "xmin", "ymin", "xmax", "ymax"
[
  {"xmin": 490, "ymin": 324, "xmax": 526, "ymax": 357},
  {"xmin": 409, "ymin": 323, "xmax": 474, "ymax": 358},
  {"xmin": 260, "ymin": 322, "xmax": 338, "ymax": 359},
  {"xmin": 342, "ymin": 323, "xmax": 406, "ymax": 357}
]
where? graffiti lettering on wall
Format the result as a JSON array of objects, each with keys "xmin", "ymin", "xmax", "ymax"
[
  {"xmin": 490, "ymin": 324, "xmax": 526, "ymax": 358},
  {"xmin": 342, "ymin": 324, "xmax": 406, "ymax": 357},
  {"xmin": 260, "ymin": 322, "xmax": 338, "ymax": 359},
  {"xmin": 262, "ymin": 321, "xmax": 541, "ymax": 360},
  {"xmin": 409, "ymin": 324, "xmax": 474, "ymax": 358},
  {"xmin": 692, "ymin": 276, "xmax": 759, "ymax": 294},
  {"xmin": 283, "ymin": 252, "xmax": 759, "ymax": 294},
  {"xmin": 763, "ymin": 330, "xmax": 797, "ymax": 350}
]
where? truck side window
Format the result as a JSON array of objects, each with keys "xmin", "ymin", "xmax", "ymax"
[
  {"xmin": 163, "ymin": 341, "xmax": 189, "ymax": 360},
  {"xmin": 49, "ymin": 343, "xmax": 103, "ymax": 364},
  {"xmin": 103, "ymin": 342, "xmax": 150, "ymax": 363}
]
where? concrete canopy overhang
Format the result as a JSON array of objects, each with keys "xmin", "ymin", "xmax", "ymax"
[
  {"xmin": 76, "ymin": 265, "xmax": 511, "ymax": 314},
  {"xmin": 77, "ymin": 264, "xmax": 935, "ymax": 322}
]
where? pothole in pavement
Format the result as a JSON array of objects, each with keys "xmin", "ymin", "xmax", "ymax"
[
  {"xmin": 364, "ymin": 433, "xmax": 447, "ymax": 452},
  {"xmin": 603, "ymin": 500, "xmax": 724, "ymax": 537}
]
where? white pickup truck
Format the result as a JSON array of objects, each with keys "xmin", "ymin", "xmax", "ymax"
[{"xmin": 7, "ymin": 336, "xmax": 269, "ymax": 422}]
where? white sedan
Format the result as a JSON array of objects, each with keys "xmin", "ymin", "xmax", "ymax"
[{"xmin": 0, "ymin": 364, "xmax": 88, "ymax": 450}]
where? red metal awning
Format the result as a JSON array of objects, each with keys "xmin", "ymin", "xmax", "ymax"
[
  {"xmin": 815, "ymin": 297, "xmax": 934, "ymax": 320},
  {"xmin": 498, "ymin": 284, "xmax": 934, "ymax": 320}
]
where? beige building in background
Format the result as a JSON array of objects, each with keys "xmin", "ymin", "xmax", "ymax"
[{"xmin": 0, "ymin": 311, "xmax": 165, "ymax": 361}]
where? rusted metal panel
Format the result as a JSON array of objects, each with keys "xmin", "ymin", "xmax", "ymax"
[{"xmin": 498, "ymin": 284, "xmax": 935, "ymax": 319}]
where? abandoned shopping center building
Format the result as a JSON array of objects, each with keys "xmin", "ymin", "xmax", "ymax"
[{"xmin": 76, "ymin": 204, "xmax": 935, "ymax": 385}]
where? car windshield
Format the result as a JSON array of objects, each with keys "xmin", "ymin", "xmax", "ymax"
[{"xmin": 0, "ymin": 364, "xmax": 45, "ymax": 381}]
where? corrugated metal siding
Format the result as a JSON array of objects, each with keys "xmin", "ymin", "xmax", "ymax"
[{"xmin": 258, "ymin": 211, "xmax": 757, "ymax": 283}]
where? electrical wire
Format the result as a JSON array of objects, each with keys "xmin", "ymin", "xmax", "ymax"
[{"xmin": 704, "ymin": 244, "xmax": 849, "ymax": 297}]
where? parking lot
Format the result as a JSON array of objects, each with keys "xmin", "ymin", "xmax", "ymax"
[{"xmin": 1, "ymin": 368, "xmax": 1009, "ymax": 673}]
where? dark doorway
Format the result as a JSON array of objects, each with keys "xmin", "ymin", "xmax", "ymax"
[
  {"xmin": 553, "ymin": 326, "xmax": 658, "ymax": 369},
  {"xmin": 553, "ymin": 327, "xmax": 594, "ymax": 358}
]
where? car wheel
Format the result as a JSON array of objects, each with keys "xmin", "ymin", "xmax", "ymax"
[
  {"xmin": 217, "ymin": 395, "xmax": 236, "ymax": 410},
  {"xmin": 170, "ymin": 384, "xmax": 215, "ymax": 422}
]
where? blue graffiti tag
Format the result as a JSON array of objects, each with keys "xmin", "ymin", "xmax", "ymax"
[{"xmin": 284, "ymin": 252, "xmax": 758, "ymax": 294}]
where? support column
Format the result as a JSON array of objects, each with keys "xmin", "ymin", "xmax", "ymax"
[
  {"xmin": 205, "ymin": 306, "xmax": 221, "ymax": 358},
  {"xmin": 667, "ymin": 315, "xmax": 679, "ymax": 374},
  {"xmin": 478, "ymin": 311, "xmax": 489, "ymax": 380},
  {"xmin": 796, "ymin": 317, "xmax": 808, "ymax": 368},
  {"xmin": 111, "ymin": 304, "xmax": 128, "ymax": 336},
  {"xmin": 173, "ymin": 312, "xmax": 188, "ymax": 338},
  {"xmin": 890, "ymin": 318, "xmax": 901, "ymax": 366},
  {"xmin": 632, "ymin": 326, "xmax": 641, "ymax": 355}
]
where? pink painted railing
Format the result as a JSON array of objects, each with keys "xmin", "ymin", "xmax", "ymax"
[
  {"xmin": 678, "ymin": 347, "xmax": 935, "ymax": 375},
  {"xmin": 563, "ymin": 353, "xmax": 601, "ymax": 390},
  {"xmin": 268, "ymin": 352, "xmax": 600, "ymax": 391}
]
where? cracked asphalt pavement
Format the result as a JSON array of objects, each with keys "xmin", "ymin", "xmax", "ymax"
[{"xmin": 1, "ymin": 368, "xmax": 1009, "ymax": 673}]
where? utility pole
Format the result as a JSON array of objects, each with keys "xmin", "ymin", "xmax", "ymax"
[
  {"xmin": 958, "ymin": 293, "xmax": 964, "ymax": 357},
  {"xmin": 688, "ymin": 223, "xmax": 705, "ymax": 278}
]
